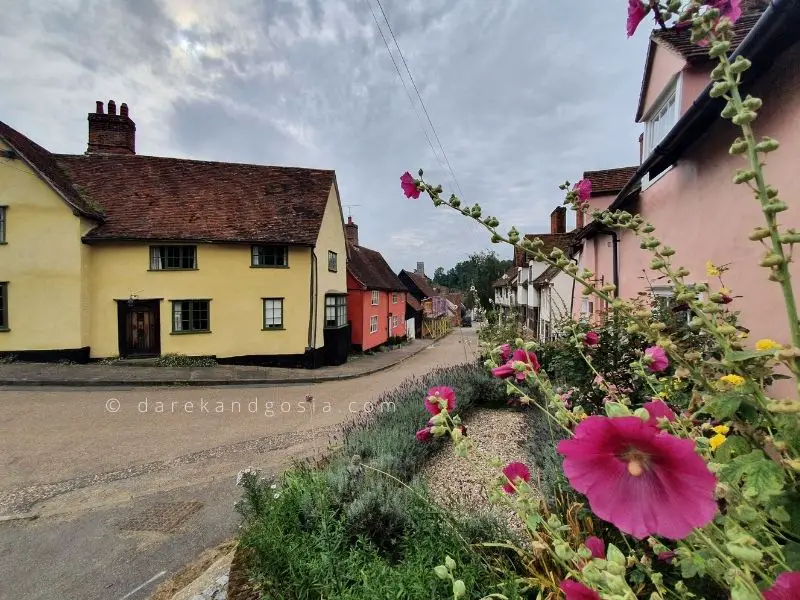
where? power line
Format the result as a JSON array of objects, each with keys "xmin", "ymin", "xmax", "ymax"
[
  {"xmin": 365, "ymin": 0, "xmax": 448, "ymax": 181},
  {"xmin": 373, "ymin": 0, "xmax": 466, "ymax": 202}
]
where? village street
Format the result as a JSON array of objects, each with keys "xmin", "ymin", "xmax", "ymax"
[{"xmin": 0, "ymin": 329, "xmax": 478, "ymax": 600}]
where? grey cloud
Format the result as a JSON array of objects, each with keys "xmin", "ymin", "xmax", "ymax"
[{"xmin": 0, "ymin": 0, "xmax": 650, "ymax": 272}]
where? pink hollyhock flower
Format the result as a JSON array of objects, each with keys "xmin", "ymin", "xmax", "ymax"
[
  {"xmin": 764, "ymin": 572, "xmax": 800, "ymax": 600},
  {"xmin": 498, "ymin": 343, "xmax": 512, "ymax": 362},
  {"xmin": 709, "ymin": 0, "xmax": 742, "ymax": 23},
  {"xmin": 502, "ymin": 462, "xmax": 531, "ymax": 494},
  {"xmin": 560, "ymin": 580, "xmax": 601, "ymax": 600},
  {"xmin": 491, "ymin": 349, "xmax": 541, "ymax": 380},
  {"xmin": 642, "ymin": 399, "xmax": 677, "ymax": 428},
  {"xmin": 400, "ymin": 171, "xmax": 420, "ymax": 199},
  {"xmin": 583, "ymin": 331, "xmax": 600, "ymax": 347},
  {"xmin": 584, "ymin": 536, "xmax": 606, "ymax": 559},
  {"xmin": 557, "ymin": 416, "xmax": 718, "ymax": 539},
  {"xmin": 424, "ymin": 386, "xmax": 455, "ymax": 415},
  {"xmin": 415, "ymin": 427, "xmax": 432, "ymax": 442},
  {"xmin": 644, "ymin": 346, "xmax": 669, "ymax": 372},
  {"xmin": 627, "ymin": 0, "xmax": 649, "ymax": 37},
  {"xmin": 573, "ymin": 179, "xmax": 592, "ymax": 202}
]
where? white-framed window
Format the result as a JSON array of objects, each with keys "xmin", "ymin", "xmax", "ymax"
[
  {"xmin": 581, "ymin": 297, "xmax": 594, "ymax": 317},
  {"xmin": 371, "ymin": 290, "xmax": 379, "ymax": 305},
  {"xmin": 369, "ymin": 315, "xmax": 379, "ymax": 334},
  {"xmin": 151, "ymin": 245, "xmax": 197, "ymax": 270},
  {"xmin": 392, "ymin": 292, "xmax": 398, "ymax": 304},
  {"xmin": 325, "ymin": 294, "xmax": 347, "ymax": 328},
  {"xmin": 263, "ymin": 298, "xmax": 284, "ymax": 329},
  {"xmin": 0, "ymin": 206, "xmax": 6, "ymax": 243},
  {"xmin": 650, "ymin": 285, "xmax": 703, "ymax": 325},
  {"xmin": 642, "ymin": 75, "xmax": 681, "ymax": 188},
  {"xmin": 391, "ymin": 315, "xmax": 398, "ymax": 329}
]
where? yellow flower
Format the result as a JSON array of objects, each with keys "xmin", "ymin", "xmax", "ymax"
[
  {"xmin": 710, "ymin": 433, "xmax": 727, "ymax": 451},
  {"xmin": 755, "ymin": 338, "xmax": 781, "ymax": 352},
  {"xmin": 720, "ymin": 287, "xmax": 731, "ymax": 295},
  {"xmin": 719, "ymin": 374, "xmax": 746, "ymax": 387},
  {"xmin": 706, "ymin": 261, "xmax": 721, "ymax": 277},
  {"xmin": 712, "ymin": 425, "xmax": 730, "ymax": 435}
]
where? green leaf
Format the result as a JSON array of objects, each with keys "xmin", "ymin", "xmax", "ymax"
[
  {"xmin": 715, "ymin": 435, "xmax": 751, "ymax": 464},
  {"xmin": 725, "ymin": 543, "xmax": 763, "ymax": 563},
  {"xmin": 695, "ymin": 391, "xmax": 743, "ymax": 420},
  {"xmin": 727, "ymin": 349, "xmax": 770, "ymax": 362},
  {"xmin": 719, "ymin": 450, "xmax": 786, "ymax": 504},
  {"xmin": 784, "ymin": 542, "xmax": 800, "ymax": 570},
  {"xmin": 731, "ymin": 580, "xmax": 762, "ymax": 600}
]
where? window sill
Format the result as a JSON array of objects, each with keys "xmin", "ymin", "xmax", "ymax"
[
  {"xmin": 171, "ymin": 330, "xmax": 212, "ymax": 335},
  {"xmin": 262, "ymin": 326, "xmax": 285, "ymax": 331},
  {"xmin": 251, "ymin": 265, "xmax": 289, "ymax": 269},
  {"xmin": 149, "ymin": 268, "xmax": 198, "ymax": 272},
  {"xmin": 0, "ymin": 242, "xmax": 6, "ymax": 245},
  {"xmin": 0, "ymin": 327, "xmax": 9, "ymax": 332},
  {"xmin": 325, "ymin": 324, "xmax": 348, "ymax": 329}
]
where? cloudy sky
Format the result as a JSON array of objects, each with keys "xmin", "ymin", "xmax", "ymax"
[{"xmin": 0, "ymin": 0, "xmax": 649, "ymax": 274}]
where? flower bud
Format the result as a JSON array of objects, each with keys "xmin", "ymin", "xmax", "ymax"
[
  {"xmin": 729, "ymin": 138, "xmax": 748, "ymax": 155},
  {"xmin": 434, "ymin": 565, "xmax": 449, "ymax": 579},
  {"xmin": 730, "ymin": 56, "xmax": 752, "ymax": 74},
  {"xmin": 749, "ymin": 227, "xmax": 771, "ymax": 241},
  {"xmin": 733, "ymin": 110, "xmax": 758, "ymax": 125},
  {"xmin": 742, "ymin": 95, "xmax": 762, "ymax": 111},
  {"xmin": 491, "ymin": 234, "xmax": 502, "ymax": 244},
  {"xmin": 642, "ymin": 224, "xmax": 655, "ymax": 233},
  {"xmin": 780, "ymin": 231, "xmax": 800, "ymax": 244},
  {"xmin": 445, "ymin": 556, "xmax": 456, "ymax": 570},
  {"xmin": 755, "ymin": 137, "xmax": 780, "ymax": 153},
  {"xmin": 650, "ymin": 322, "xmax": 667, "ymax": 331},
  {"xmin": 764, "ymin": 201, "xmax": 788, "ymax": 214},
  {"xmin": 675, "ymin": 267, "xmax": 691, "ymax": 277},
  {"xmin": 660, "ymin": 246, "xmax": 676, "ymax": 256},
  {"xmin": 760, "ymin": 253, "xmax": 784, "ymax": 268},
  {"xmin": 733, "ymin": 169, "xmax": 757, "ymax": 184},
  {"xmin": 709, "ymin": 40, "xmax": 731, "ymax": 58},
  {"xmin": 717, "ymin": 324, "xmax": 737, "ymax": 335},
  {"xmin": 710, "ymin": 81, "xmax": 732, "ymax": 98},
  {"xmin": 721, "ymin": 101, "xmax": 737, "ymax": 119},
  {"xmin": 650, "ymin": 259, "xmax": 667, "ymax": 270},
  {"xmin": 710, "ymin": 63, "xmax": 726, "ymax": 80},
  {"xmin": 685, "ymin": 351, "xmax": 702, "ymax": 361},
  {"xmin": 626, "ymin": 324, "xmax": 640, "ymax": 334},
  {"xmin": 453, "ymin": 580, "xmax": 466, "ymax": 598},
  {"xmin": 689, "ymin": 317, "xmax": 704, "ymax": 329},
  {"xmin": 777, "ymin": 347, "xmax": 800, "ymax": 359}
]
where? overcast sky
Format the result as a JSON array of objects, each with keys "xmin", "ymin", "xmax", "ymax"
[{"xmin": 0, "ymin": 0, "xmax": 649, "ymax": 275}]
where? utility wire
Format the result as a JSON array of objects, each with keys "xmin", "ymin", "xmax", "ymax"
[
  {"xmin": 374, "ymin": 0, "xmax": 466, "ymax": 202},
  {"xmin": 366, "ymin": 0, "xmax": 448, "ymax": 181}
]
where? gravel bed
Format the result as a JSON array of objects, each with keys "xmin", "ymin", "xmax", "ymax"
[{"xmin": 422, "ymin": 408, "xmax": 533, "ymax": 541}]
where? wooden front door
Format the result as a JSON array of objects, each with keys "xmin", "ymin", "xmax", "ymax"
[{"xmin": 118, "ymin": 300, "xmax": 161, "ymax": 357}]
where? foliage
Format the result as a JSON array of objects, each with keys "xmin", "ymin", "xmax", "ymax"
[
  {"xmin": 153, "ymin": 353, "xmax": 218, "ymax": 367},
  {"xmin": 433, "ymin": 251, "xmax": 512, "ymax": 311},
  {"xmin": 401, "ymin": 2, "xmax": 800, "ymax": 597},
  {"xmin": 235, "ymin": 363, "xmax": 520, "ymax": 599}
]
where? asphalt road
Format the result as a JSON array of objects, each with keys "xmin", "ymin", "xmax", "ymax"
[{"xmin": 0, "ymin": 328, "xmax": 478, "ymax": 600}]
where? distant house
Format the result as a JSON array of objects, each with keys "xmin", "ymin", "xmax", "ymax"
[
  {"xmin": 398, "ymin": 263, "xmax": 447, "ymax": 338},
  {"xmin": 344, "ymin": 217, "xmax": 407, "ymax": 351},
  {"xmin": 0, "ymin": 100, "xmax": 349, "ymax": 367},
  {"xmin": 573, "ymin": 0, "xmax": 800, "ymax": 353}
]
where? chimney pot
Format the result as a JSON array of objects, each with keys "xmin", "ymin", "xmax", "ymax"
[
  {"xmin": 86, "ymin": 100, "xmax": 136, "ymax": 155},
  {"xmin": 344, "ymin": 216, "xmax": 359, "ymax": 247},
  {"xmin": 550, "ymin": 206, "xmax": 567, "ymax": 234},
  {"xmin": 575, "ymin": 207, "xmax": 585, "ymax": 229},
  {"xmin": 416, "ymin": 261, "xmax": 425, "ymax": 276}
]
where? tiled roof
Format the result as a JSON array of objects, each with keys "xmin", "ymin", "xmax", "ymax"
[
  {"xmin": 533, "ymin": 264, "xmax": 562, "ymax": 287},
  {"xmin": 0, "ymin": 120, "xmax": 105, "ymax": 219},
  {"xmin": 442, "ymin": 292, "xmax": 464, "ymax": 308},
  {"xmin": 55, "ymin": 154, "xmax": 335, "ymax": 245},
  {"xmin": 637, "ymin": 4, "xmax": 766, "ymax": 121},
  {"xmin": 347, "ymin": 244, "xmax": 406, "ymax": 291},
  {"xmin": 401, "ymin": 270, "xmax": 437, "ymax": 299},
  {"xmin": 493, "ymin": 264, "xmax": 519, "ymax": 287},
  {"xmin": 407, "ymin": 295, "xmax": 422, "ymax": 311},
  {"xmin": 582, "ymin": 166, "xmax": 639, "ymax": 196},
  {"xmin": 514, "ymin": 232, "xmax": 576, "ymax": 267},
  {"xmin": 653, "ymin": 8, "xmax": 765, "ymax": 63}
]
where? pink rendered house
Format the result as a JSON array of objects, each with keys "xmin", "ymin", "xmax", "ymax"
[{"xmin": 573, "ymin": 0, "xmax": 800, "ymax": 358}]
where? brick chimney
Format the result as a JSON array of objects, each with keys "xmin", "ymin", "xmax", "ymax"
[
  {"xmin": 550, "ymin": 206, "xmax": 566, "ymax": 234},
  {"xmin": 345, "ymin": 216, "xmax": 359, "ymax": 247},
  {"xmin": 416, "ymin": 261, "xmax": 425, "ymax": 276},
  {"xmin": 575, "ymin": 206, "xmax": 585, "ymax": 229},
  {"xmin": 87, "ymin": 100, "xmax": 136, "ymax": 155}
]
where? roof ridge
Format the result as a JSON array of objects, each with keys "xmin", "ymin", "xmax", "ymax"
[{"xmin": 54, "ymin": 152, "xmax": 335, "ymax": 172}]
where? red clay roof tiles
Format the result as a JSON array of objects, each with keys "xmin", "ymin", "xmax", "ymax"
[{"xmin": 347, "ymin": 244, "xmax": 406, "ymax": 291}]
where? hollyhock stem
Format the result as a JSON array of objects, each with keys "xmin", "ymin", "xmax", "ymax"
[{"xmin": 692, "ymin": 528, "xmax": 763, "ymax": 595}]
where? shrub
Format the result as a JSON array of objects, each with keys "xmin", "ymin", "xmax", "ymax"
[{"xmin": 153, "ymin": 353, "xmax": 218, "ymax": 368}]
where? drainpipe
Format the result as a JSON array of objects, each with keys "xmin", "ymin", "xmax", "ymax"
[
  {"xmin": 611, "ymin": 230, "xmax": 620, "ymax": 298},
  {"xmin": 307, "ymin": 248, "xmax": 318, "ymax": 353}
]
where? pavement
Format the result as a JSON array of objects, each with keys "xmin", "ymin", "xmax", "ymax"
[
  {"xmin": 0, "ymin": 337, "xmax": 441, "ymax": 387},
  {"xmin": 0, "ymin": 327, "xmax": 478, "ymax": 600}
]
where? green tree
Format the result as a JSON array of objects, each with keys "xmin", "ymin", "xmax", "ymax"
[{"xmin": 432, "ymin": 251, "xmax": 511, "ymax": 310}]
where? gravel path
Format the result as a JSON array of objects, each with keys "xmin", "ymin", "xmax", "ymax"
[{"xmin": 422, "ymin": 408, "xmax": 533, "ymax": 540}]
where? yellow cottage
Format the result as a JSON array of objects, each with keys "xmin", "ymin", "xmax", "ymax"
[{"xmin": 0, "ymin": 100, "xmax": 350, "ymax": 367}]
